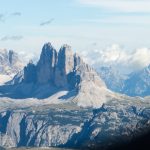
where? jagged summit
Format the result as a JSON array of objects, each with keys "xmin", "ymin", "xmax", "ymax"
[
  {"xmin": 43, "ymin": 42, "xmax": 53, "ymax": 49},
  {"xmin": 0, "ymin": 43, "xmax": 117, "ymax": 108},
  {"xmin": 24, "ymin": 62, "xmax": 37, "ymax": 83},
  {"xmin": 39, "ymin": 43, "xmax": 56, "ymax": 63},
  {"xmin": 39, "ymin": 42, "xmax": 56, "ymax": 61},
  {"xmin": 60, "ymin": 44, "xmax": 72, "ymax": 52},
  {"xmin": 24, "ymin": 43, "xmax": 106, "ymax": 89},
  {"xmin": 8, "ymin": 50, "xmax": 14, "ymax": 65},
  {"xmin": 37, "ymin": 42, "xmax": 57, "ymax": 84}
]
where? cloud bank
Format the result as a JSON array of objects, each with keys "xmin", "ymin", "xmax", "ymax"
[
  {"xmin": 78, "ymin": 0, "xmax": 150, "ymax": 12},
  {"xmin": 81, "ymin": 44, "xmax": 150, "ymax": 74},
  {"xmin": 18, "ymin": 51, "xmax": 38, "ymax": 64}
]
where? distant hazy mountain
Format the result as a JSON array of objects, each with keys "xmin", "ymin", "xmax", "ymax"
[
  {"xmin": 0, "ymin": 49, "xmax": 23, "ymax": 75},
  {"xmin": 97, "ymin": 65, "xmax": 150, "ymax": 97},
  {"xmin": 0, "ymin": 49, "xmax": 24, "ymax": 84},
  {"xmin": 122, "ymin": 65, "xmax": 150, "ymax": 97},
  {"xmin": 97, "ymin": 66, "xmax": 126, "ymax": 93}
]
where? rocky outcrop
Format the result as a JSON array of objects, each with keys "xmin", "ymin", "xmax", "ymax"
[
  {"xmin": 23, "ymin": 42, "xmax": 106, "ymax": 91},
  {"xmin": 24, "ymin": 61, "xmax": 37, "ymax": 83},
  {"xmin": 37, "ymin": 43, "xmax": 57, "ymax": 84},
  {"xmin": 8, "ymin": 50, "xmax": 17, "ymax": 65},
  {"xmin": 54, "ymin": 44, "xmax": 74, "ymax": 88},
  {"xmin": 0, "ymin": 108, "xmax": 89, "ymax": 148},
  {"xmin": 0, "ymin": 42, "xmax": 110, "ymax": 107},
  {"xmin": 0, "ymin": 98, "xmax": 150, "ymax": 149}
]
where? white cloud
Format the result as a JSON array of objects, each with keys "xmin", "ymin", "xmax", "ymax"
[
  {"xmin": 78, "ymin": 0, "xmax": 150, "ymax": 12},
  {"xmin": 129, "ymin": 48, "xmax": 150, "ymax": 70},
  {"xmin": 81, "ymin": 44, "xmax": 150, "ymax": 74},
  {"xmin": 18, "ymin": 51, "xmax": 38, "ymax": 64},
  {"xmin": 79, "ymin": 15, "xmax": 150, "ymax": 25}
]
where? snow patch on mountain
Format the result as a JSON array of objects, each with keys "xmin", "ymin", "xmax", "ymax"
[{"xmin": 0, "ymin": 49, "xmax": 24, "ymax": 85}]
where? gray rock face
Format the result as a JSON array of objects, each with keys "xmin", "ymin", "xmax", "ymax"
[
  {"xmin": 23, "ymin": 42, "xmax": 106, "ymax": 91},
  {"xmin": 24, "ymin": 61, "xmax": 37, "ymax": 83},
  {"xmin": 0, "ymin": 105, "xmax": 91, "ymax": 148},
  {"xmin": 2, "ymin": 42, "xmax": 107, "ymax": 107},
  {"xmin": 74, "ymin": 53, "xmax": 106, "ymax": 88},
  {"xmin": 0, "ymin": 98, "xmax": 150, "ymax": 149},
  {"xmin": 54, "ymin": 45, "xmax": 74, "ymax": 88},
  {"xmin": 37, "ymin": 43, "xmax": 57, "ymax": 84},
  {"xmin": 73, "ymin": 101, "xmax": 150, "ymax": 149}
]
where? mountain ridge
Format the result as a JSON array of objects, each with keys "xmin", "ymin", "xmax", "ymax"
[
  {"xmin": 97, "ymin": 65, "xmax": 150, "ymax": 97},
  {"xmin": 0, "ymin": 42, "xmax": 116, "ymax": 108}
]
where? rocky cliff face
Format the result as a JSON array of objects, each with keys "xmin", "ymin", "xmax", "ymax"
[
  {"xmin": 0, "ymin": 103, "xmax": 91, "ymax": 148},
  {"xmin": 23, "ymin": 42, "xmax": 106, "ymax": 90},
  {"xmin": 5, "ymin": 42, "xmax": 108, "ymax": 107},
  {"xmin": 24, "ymin": 61, "xmax": 37, "ymax": 83},
  {"xmin": 0, "ymin": 97, "xmax": 150, "ymax": 149},
  {"xmin": 54, "ymin": 44, "xmax": 74, "ymax": 88},
  {"xmin": 37, "ymin": 43, "xmax": 57, "ymax": 84}
]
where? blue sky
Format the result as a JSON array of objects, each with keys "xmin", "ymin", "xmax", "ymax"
[{"xmin": 0, "ymin": 0, "xmax": 150, "ymax": 57}]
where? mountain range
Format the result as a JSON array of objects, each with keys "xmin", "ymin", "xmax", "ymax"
[
  {"xmin": 0, "ymin": 45, "xmax": 149, "ymax": 97},
  {"xmin": 98, "ymin": 65, "xmax": 150, "ymax": 97},
  {"xmin": 0, "ymin": 43, "xmax": 117, "ymax": 108},
  {"xmin": 0, "ymin": 43, "xmax": 150, "ymax": 150},
  {"xmin": 122, "ymin": 65, "xmax": 150, "ymax": 96}
]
